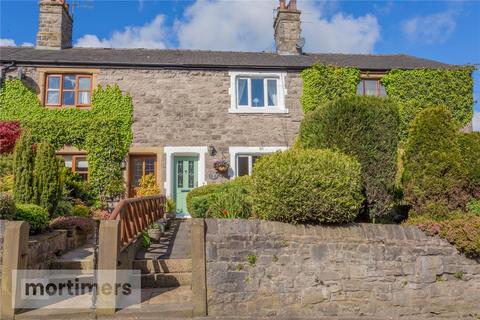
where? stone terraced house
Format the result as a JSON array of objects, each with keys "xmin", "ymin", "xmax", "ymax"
[{"xmin": 0, "ymin": 0, "xmax": 460, "ymax": 217}]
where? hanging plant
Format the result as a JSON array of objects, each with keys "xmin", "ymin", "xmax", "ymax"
[{"xmin": 213, "ymin": 160, "xmax": 229, "ymax": 173}]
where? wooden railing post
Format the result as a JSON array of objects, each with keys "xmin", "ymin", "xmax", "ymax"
[
  {"xmin": 1, "ymin": 221, "xmax": 29, "ymax": 320},
  {"xmin": 191, "ymin": 218, "xmax": 207, "ymax": 317},
  {"xmin": 96, "ymin": 220, "xmax": 120, "ymax": 315}
]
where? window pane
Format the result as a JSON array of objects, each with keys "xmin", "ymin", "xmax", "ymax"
[
  {"xmin": 379, "ymin": 83, "xmax": 387, "ymax": 96},
  {"xmin": 63, "ymin": 91, "xmax": 75, "ymax": 105},
  {"xmin": 63, "ymin": 156, "xmax": 73, "ymax": 168},
  {"xmin": 145, "ymin": 159, "xmax": 155, "ymax": 175},
  {"xmin": 237, "ymin": 156, "xmax": 249, "ymax": 176},
  {"xmin": 48, "ymin": 76, "xmax": 60, "ymax": 89},
  {"xmin": 75, "ymin": 157, "xmax": 88, "ymax": 170},
  {"xmin": 188, "ymin": 160, "xmax": 194, "ymax": 188},
  {"xmin": 78, "ymin": 77, "xmax": 91, "ymax": 90},
  {"xmin": 77, "ymin": 91, "xmax": 91, "ymax": 105},
  {"xmin": 237, "ymin": 78, "xmax": 248, "ymax": 106},
  {"xmin": 364, "ymin": 80, "xmax": 377, "ymax": 96},
  {"xmin": 251, "ymin": 79, "xmax": 264, "ymax": 107},
  {"xmin": 267, "ymin": 79, "xmax": 277, "ymax": 106},
  {"xmin": 177, "ymin": 161, "xmax": 184, "ymax": 188},
  {"xmin": 63, "ymin": 75, "xmax": 76, "ymax": 90},
  {"xmin": 47, "ymin": 91, "xmax": 60, "ymax": 105},
  {"xmin": 133, "ymin": 159, "xmax": 143, "ymax": 187},
  {"xmin": 356, "ymin": 82, "xmax": 364, "ymax": 95}
]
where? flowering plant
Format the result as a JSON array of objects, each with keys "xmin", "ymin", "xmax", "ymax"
[
  {"xmin": 49, "ymin": 216, "xmax": 96, "ymax": 233},
  {"xmin": 213, "ymin": 160, "xmax": 229, "ymax": 173}
]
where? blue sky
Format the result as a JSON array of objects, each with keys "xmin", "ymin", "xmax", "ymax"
[{"xmin": 1, "ymin": 0, "xmax": 479, "ymax": 129}]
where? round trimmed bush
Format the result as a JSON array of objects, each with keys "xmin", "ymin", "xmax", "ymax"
[
  {"xmin": 403, "ymin": 106, "xmax": 468, "ymax": 214},
  {"xmin": 15, "ymin": 203, "xmax": 49, "ymax": 233},
  {"xmin": 300, "ymin": 96, "xmax": 399, "ymax": 219},
  {"xmin": 207, "ymin": 175, "xmax": 252, "ymax": 219},
  {"xmin": 72, "ymin": 204, "xmax": 90, "ymax": 217},
  {"xmin": 251, "ymin": 149, "xmax": 364, "ymax": 224},
  {"xmin": 186, "ymin": 183, "xmax": 224, "ymax": 217}
]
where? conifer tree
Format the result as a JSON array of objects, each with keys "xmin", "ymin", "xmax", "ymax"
[
  {"xmin": 13, "ymin": 130, "xmax": 35, "ymax": 203},
  {"xmin": 33, "ymin": 140, "xmax": 62, "ymax": 214}
]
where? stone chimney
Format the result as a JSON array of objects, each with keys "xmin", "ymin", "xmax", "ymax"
[
  {"xmin": 36, "ymin": 0, "xmax": 73, "ymax": 49},
  {"xmin": 274, "ymin": 0, "xmax": 302, "ymax": 55}
]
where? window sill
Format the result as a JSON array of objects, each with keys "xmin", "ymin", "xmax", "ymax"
[{"xmin": 228, "ymin": 108, "xmax": 289, "ymax": 114}]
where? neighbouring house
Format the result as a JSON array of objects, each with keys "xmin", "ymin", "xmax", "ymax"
[{"xmin": 0, "ymin": 0, "xmax": 472, "ymax": 217}]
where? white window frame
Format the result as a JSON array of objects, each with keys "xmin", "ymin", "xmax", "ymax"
[
  {"xmin": 229, "ymin": 71, "xmax": 288, "ymax": 114},
  {"xmin": 229, "ymin": 146, "xmax": 288, "ymax": 177}
]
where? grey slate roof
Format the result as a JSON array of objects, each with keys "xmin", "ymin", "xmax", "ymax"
[{"xmin": 0, "ymin": 47, "xmax": 453, "ymax": 71}]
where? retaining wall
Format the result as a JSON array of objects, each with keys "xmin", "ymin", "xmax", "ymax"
[{"xmin": 204, "ymin": 219, "xmax": 480, "ymax": 319}]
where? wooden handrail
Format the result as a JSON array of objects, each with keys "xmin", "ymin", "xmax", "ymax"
[{"xmin": 108, "ymin": 195, "xmax": 166, "ymax": 249}]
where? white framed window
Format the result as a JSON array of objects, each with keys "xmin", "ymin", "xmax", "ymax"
[
  {"xmin": 229, "ymin": 71, "xmax": 287, "ymax": 113},
  {"xmin": 229, "ymin": 146, "xmax": 288, "ymax": 177}
]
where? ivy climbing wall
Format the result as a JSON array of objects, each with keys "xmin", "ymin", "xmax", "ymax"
[{"xmin": 0, "ymin": 80, "xmax": 133, "ymax": 198}]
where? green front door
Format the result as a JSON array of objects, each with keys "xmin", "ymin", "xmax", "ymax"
[{"xmin": 173, "ymin": 156, "xmax": 199, "ymax": 217}]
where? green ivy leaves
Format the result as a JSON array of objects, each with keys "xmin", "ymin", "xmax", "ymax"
[{"xmin": 0, "ymin": 80, "xmax": 133, "ymax": 200}]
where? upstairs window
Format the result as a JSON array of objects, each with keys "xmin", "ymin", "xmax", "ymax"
[
  {"xmin": 357, "ymin": 79, "xmax": 386, "ymax": 97},
  {"xmin": 46, "ymin": 74, "xmax": 92, "ymax": 107},
  {"xmin": 229, "ymin": 72, "xmax": 287, "ymax": 113},
  {"xmin": 63, "ymin": 154, "xmax": 89, "ymax": 181}
]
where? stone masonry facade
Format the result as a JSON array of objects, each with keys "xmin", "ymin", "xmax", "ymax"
[
  {"xmin": 205, "ymin": 219, "xmax": 480, "ymax": 319},
  {"xmin": 13, "ymin": 66, "xmax": 303, "ymax": 187}
]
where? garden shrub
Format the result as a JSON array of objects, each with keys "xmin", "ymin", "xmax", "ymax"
[
  {"xmin": 15, "ymin": 203, "xmax": 49, "ymax": 233},
  {"xmin": 459, "ymin": 132, "xmax": 480, "ymax": 198},
  {"xmin": 72, "ymin": 204, "xmax": 91, "ymax": 217},
  {"xmin": 13, "ymin": 130, "xmax": 35, "ymax": 204},
  {"xmin": 251, "ymin": 149, "xmax": 364, "ymax": 224},
  {"xmin": 49, "ymin": 216, "xmax": 96, "ymax": 233},
  {"xmin": 62, "ymin": 169, "xmax": 94, "ymax": 205},
  {"xmin": 207, "ymin": 176, "xmax": 252, "ymax": 219},
  {"xmin": 467, "ymin": 199, "xmax": 480, "ymax": 215},
  {"xmin": 55, "ymin": 200, "xmax": 74, "ymax": 217},
  {"xmin": 300, "ymin": 96, "xmax": 400, "ymax": 218},
  {"xmin": 187, "ymin": 177, "xmax": 253, "ymax": 219},
  {"xmin": 408, "ymin": 215, "xmax": 480, "ymax": 258},
  {"xmin": 0, "ymin": 154, "xmax": 13, "ymax": 176},
  {"xmin": 301, "ymin": 64, "xmax": 360, "ymax": 113},
  {"xmin": 0, "ymin": 174, "xmax": 13, "ymax": 193},
  {"xmin": 0, "ymin": 121, "xmax": 21, "ymax": 154},
  {"xmin": 0, "ymin": 192, "xmax": 16, "ymax": 220},
  {"xmin": 186, "ymin": 183, "xmax": 224, "ymax": 215},
  {"xmin": 402, "ymin": 106, "xmax": 468, "ymax": 214},
  {"xmin": 33, "ymin": 140, "xmax": 62, "ymax": 214},
  {"xmin": 135, "ymin": 174, "xmax": 160, "ymax": 196}
]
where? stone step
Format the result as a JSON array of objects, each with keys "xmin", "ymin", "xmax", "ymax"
[
  {"xmin": 50, "ymin": 258, "xmax": 94, "ymax": 271},
  {"xmin": 111, "ymin": 303, "xmax": 193, "ymax": 319},
  {"xmin": 140, "ymin": 272, "xmax": 192, "ymax": 288},
  {"xmin": 50, "ymin": 245, "xmax": 94, "ymax": 271},
  {"xmin": 133, "ymin": 258, "xmax": 192, "ymax": 274}
]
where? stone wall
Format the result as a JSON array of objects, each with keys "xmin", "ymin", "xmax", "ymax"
[
  {"xmin": 205, "ymin": 219, "xmax": 480, "ymax": 319},
  {"xmin": 97, "ymin": 68, "xmax": 303, "ymax": 183}
]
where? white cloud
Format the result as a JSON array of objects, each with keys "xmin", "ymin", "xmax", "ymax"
[
  {"xmin": 74, "ymin": 1, "xmax": 380, "ymax": 53},
  {"xmin": 175, "ymin": 0, "xmax": 380, "ymax": 53},
  {"xmin": 473, "ymin": 112, "xmax": 480, "ymax": 132},
  {"xmin": 402, "ymin": 10, "xmax": 457, "ymax": 44},
  {"xmin": 175, "ymin": 0, "xmax": 276, "ymax": 52},
  {"xmin": 75, "ymin": 15, "xmax": 168, "ymax": 49},
  {"xmin": 0, "ymin": 38, "xmax": 16, "ymax": 47},
  {"xmin": 20, "ymin": 42, "xmax": 34, "ymax": 47}
]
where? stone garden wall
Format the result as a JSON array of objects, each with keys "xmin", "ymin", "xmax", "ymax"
[{"xmin": 205, "ymin": 219, "xmax": 480, "ymax": 319}]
